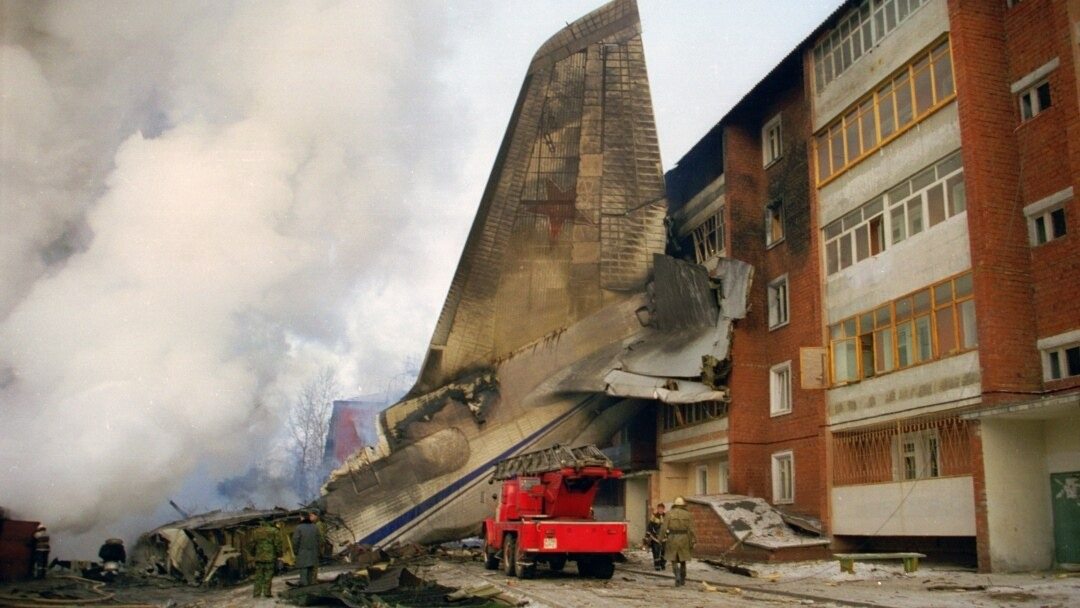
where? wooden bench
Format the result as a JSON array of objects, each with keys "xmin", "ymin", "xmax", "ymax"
[{"xmin": 834, "ymin": 552, "xmax": 926, "ymax": 573}]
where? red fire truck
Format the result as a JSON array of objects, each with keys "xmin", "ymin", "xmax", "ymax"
[{"xmin": 481, "ymin": 444, "xmax": 627, "ymax": 579}]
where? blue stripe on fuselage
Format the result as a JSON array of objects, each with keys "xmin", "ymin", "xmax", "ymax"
[{"xmin": 359, "ymin": 398, "xmax": 591, "ymax": 545}]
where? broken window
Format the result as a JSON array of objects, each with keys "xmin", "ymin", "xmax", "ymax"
[
  {"xmin": 661, "ymin": 401, "xmax": 727, "ymax": 432},
  {"xmin": 765, "ymin": 199, "xmax": 785, "ymax": 246},
  {"xmin": 691, "ymin": 210, "xmax": 725, "ymax": 263}
]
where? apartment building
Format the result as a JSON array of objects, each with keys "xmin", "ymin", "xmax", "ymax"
[
  {"xmin": 663, "ymin": 0, "xmax": 1079, "ymax": 571},
  {"xmin": 663, "ymin": 45, "xmax": 828, "ymax": 525}
]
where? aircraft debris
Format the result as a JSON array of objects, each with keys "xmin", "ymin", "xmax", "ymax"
[
  {"xmin": 321, "ymin": 0, "xmax": 751, "ymax": 555},
  {"xmin": 131, "ymin": 507, "xmax": 307, "ymax": 585}
]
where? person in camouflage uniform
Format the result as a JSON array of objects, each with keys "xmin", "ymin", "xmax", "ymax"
[
  {"xmin": 660, "ymin": 497, "xmax": 695, "ymax": 587},
  {"xmin": 249, "ymin": 518, "xmax": 282, "ymax": 598}
]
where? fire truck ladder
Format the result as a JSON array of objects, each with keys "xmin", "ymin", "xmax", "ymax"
[{"xmin": 490, "ymin": 444, "xmax": 613, "ymax": 480}]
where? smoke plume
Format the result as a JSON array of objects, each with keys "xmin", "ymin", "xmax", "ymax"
[{"xmin": 0, "ymin": 0, "xmax": 474, "ymax": 556}]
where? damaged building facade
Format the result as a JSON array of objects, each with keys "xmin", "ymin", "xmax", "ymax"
[
  {"xmin": 320, "ymin": 0, "xmax": 1078, "ymax": 575},
  {"xmin": 665, "ymin": 0, "xmax": 1080, "ymax": 571}
]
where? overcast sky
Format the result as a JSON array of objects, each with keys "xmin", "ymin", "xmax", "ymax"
[{"xmin": 0, "ymin": 0, "xmax": 839, "ymax": 555}]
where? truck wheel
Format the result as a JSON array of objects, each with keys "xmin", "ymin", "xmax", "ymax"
[
  {"xmin": 590, "ymin": 556, "xmax": 615, "ymax": 580},
  {"xmin": 549, "ymin": 555, "xmax": 566, "ymax": 572},
  {"xmin": 576, "ymin": 558, "xmax": 592, "ymax": 578},
  {"xmin": 482, "ymin": 540, "xmax": 499, "ymax": 570},
  {"xmin": 515, "ymin": 558, "xmax": 535, "ymax": 579},
  {"xmin": 501, "ymin": 536, "xmax": 517, "ymax": 576}
]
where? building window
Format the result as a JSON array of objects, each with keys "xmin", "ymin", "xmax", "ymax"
[
  {"xmin": 772, "ymin": 451, "xmax": 794, "ymax": 504},
  {"xmin": 1046, "ymin": 345, "xmax": 1080, "ymax": 380},
  {"xmin": 763, "ymin": 114, "xmax": 783, "ymax": 166},
  {"xmin": 661, "ymin": 401, "xmax": 727, "ymax": 431},
  {"xmin": 770, "ymin": 361, "xmax": 793, "ymax": 416},
  {"xmin": 824, "ymin": 152, "xmax": 965, "ymax": 275},
  {"xmin": 833, "ymin": 417, "xmax": 971, "ymax": 486},
  {"xmin": 829, "ymin": 271, "xmax": 976, "ymax": 384},
  {"xmin": 1040, "ymin": 331, "xmax": 1080, "ymax": 381},
  {"xmin": 1018, "ymin": 80, "xmax": 1051, "ymax": 121},
  {"xmin": 766, "ymin": 199, "xmax": 785, "ymax": 246},
  {"xmin": 691, "ymin": 210, "xmax": 725, "ymax": 263},
  {"xmin": 695, "ymin": 465, "xmax": 709, "ymax": 495},
  {"xmin": 1025, "ymin": 187, "xmax": 1071, "ymax": 246},
  {"xmin": 892, "ymin": 429, "xmax": 941, "ymax": 480},
  {"xmin": 718, "ymin": 460, "xmax": 730, "ymax": 494},
  {"xmin": 768, "ymin": 275, "xmax": 790, "ymax": 329},
  {"xmin": 813, "ymin": 0, "xmax": 930, "ymax": 90},
  {"xmin": 815, "ymin": 37, "xmax": 954, "ymax": 184}
]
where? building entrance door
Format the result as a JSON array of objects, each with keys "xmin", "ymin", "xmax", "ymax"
[{"xmin": 1051, "ymin": 471, "xmax": 1080, "ymax": 567}]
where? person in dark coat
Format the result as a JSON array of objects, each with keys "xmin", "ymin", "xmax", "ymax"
[
  {"xmin": 645, "ymin": 503, "xmax": 666, "ymax": 571},
  {"xmin": 291, "ymin": 511, "xmax": 322, "ymax": 586},
  {"xmin": 660, "ymin": 497, "xmax": 695, "ymax": 587}
]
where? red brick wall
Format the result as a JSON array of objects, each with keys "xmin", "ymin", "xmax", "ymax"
[
  {"xmin": 722, "ymin": 57, "xmax": 827, "ymax": 525},
  {"xmin": 949, "ymin": 0, "xmax": 1043, "ymax": 402},
  {"xmin": 1007, "ymin": 0, "xmax": 1080, "ymax": 371}
]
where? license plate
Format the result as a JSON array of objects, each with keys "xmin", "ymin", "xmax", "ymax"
[{"xmin": 543, "ymin": 537, "xmax": 557, "ymax": 549}]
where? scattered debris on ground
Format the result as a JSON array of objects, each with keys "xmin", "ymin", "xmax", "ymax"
[{"xmin": 279, "ymin": 565, "xmax": 520, "ymax": 607}]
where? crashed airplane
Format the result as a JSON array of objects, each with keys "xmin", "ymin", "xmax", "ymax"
[{"xmin": 322, "ymin": 0, "xmax": 751, "ymax": 550}]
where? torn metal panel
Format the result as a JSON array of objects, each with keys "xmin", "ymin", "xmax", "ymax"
[
  {"xmin": 651, "ymin": 254, "xmax": 717, "ymax": 330},
  {"xmin": 603, "ymin": 370, "xmax": 727, "ymax": 403},
  {"xmin": 711, "ymin": 257, "xmax": 754, "ymax": 320}
]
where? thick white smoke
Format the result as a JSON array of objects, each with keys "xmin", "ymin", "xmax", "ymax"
[{"xmin": 0, "ymin": 0, "xmax": 475, "ymax": 556}]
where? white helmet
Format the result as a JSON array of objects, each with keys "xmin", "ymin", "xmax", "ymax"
[{"xmin": 673, "ymin": 496, "xmax": 685, "ymax": 506}]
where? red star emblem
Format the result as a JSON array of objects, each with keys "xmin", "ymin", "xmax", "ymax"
[{"xmin": 522, "ymin": 178, "xmax": 579, "ymax": 240}]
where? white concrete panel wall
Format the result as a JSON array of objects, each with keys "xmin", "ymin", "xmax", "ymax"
[
  {"xmin": 982, "ymin": 419, "xmax": 1055, "ymax": 572},
  {"xmin": 828, "ymin": 351, "xmax": 981, "ymax": 425},
  {"xmin": 1046, "ymin": 411, "xmax": 1080, "ymax": 474},
  {"xmin": 813, "ymin": 0, "xmax": 950, "ymax": 130},
  {"xmin": 831, "ymin": 475, "xmax": 975, "ymax": 536}
]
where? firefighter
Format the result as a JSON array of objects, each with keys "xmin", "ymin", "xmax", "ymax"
[
  {"xmin": 660, "ymin": 496, "xmax": 695, "ymax": 587},
  {"xmin": 645, "ymin": 503, "xmax": 666, "ymax": 571},
  {"xmin": 291, "ymin": 511, "xmax": 323, "ymax": 586},
  {"xmin": 32, "ymin": 525, "xmax": 49, "ymax": 579},
  {"xmin": 249, "ymin": 518, "xmax": 282, "ymax": 598}
]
